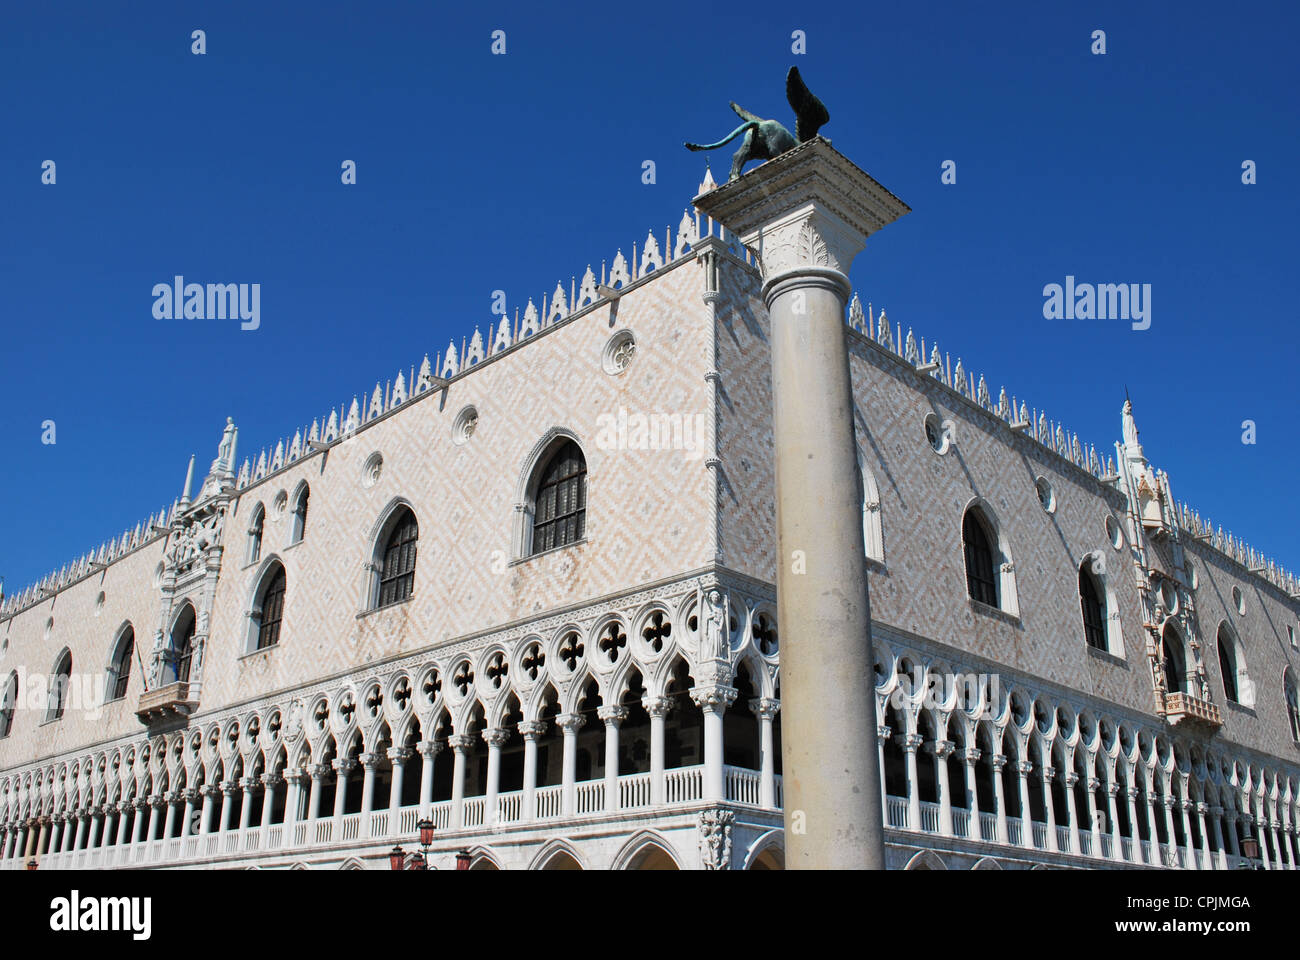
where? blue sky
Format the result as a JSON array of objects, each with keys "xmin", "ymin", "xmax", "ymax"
[{"xmin": 1, "ymin": 1, "xmax": 1297, "ymax": 593}]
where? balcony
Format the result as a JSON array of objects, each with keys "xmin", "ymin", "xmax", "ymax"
[
  {"xmin": 1160, "ymin": 692, "xmax": 1223, "ymax": 731},
  {"xmin": 135, "ymin": 681, "xmax": 198, "ymax": 725},
  {"xmin": 10, "ymin": 764, "xmax": 784, "ymax": 871}
]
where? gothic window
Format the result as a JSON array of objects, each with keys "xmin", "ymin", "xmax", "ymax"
[
  {"xmin": 962, "ymin": 508, "xmax": 998, "ymax": 607},
  {"xmin": 248, "ymin": 504, "xmax": 265, "ymax": 565},
  {"xmin": 1079, "ymin": 566, "xmax": 1107, "ymax": 650},
  {"xmin": 46, "ymin": 649, "xmax": 72, "ymax": 721},
  {"xmin": 1285, "ymin": 670, "xmax": 1300, "ymax": 742},
  {"xmin": 290, "ymin": 485, "xmax": 310, "ymax": 545},
  {"xmin": 0, "ymin": 672, "xmax": 17, "ymax": 739},
  {"xmin": 1218, "ymin": 628, "xmax": 1239, "ymax": 703},
  {"xmin": 107, "ymin": 626, "xmax": 135, "ymax": 701},
  {"xmin": 1161, "ymin": 626, "xmax": 1186, "ymax": 696},
  {"xmin": 253, "ymin": 563, "xmax": 287, "ymax": 650},
  {"xmin": 531, "ymin": 440, "xmax": 586, "ymax": 555},
  {"xmin": 168, "ymin": 606, "xmax": 196, "ymax": 685},
  {"xmin": 377, "ymin": 507, "xmax": 418, "ymax": 608},
  {"xmin": 858, "ymin": 454, "xmax": 884, "ymax": 564}
]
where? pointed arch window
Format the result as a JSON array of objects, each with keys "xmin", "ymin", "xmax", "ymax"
[
  {"xmin": 46, "ymin": 650, "xmax": 72, "ymax": 721},
  {"xmin": 1161, "ymin": 626, "xmax": 1187, "ymax": 696},
  {"xmin": 168, "ymin": 606, "xmax": 196, "ymax": 685},
  {"xmin": 962, "ymin": 509, "xmax": 998, "ymax": 607},
  {"xmin": 255, "ymin": 564, "xmax": 287, "ymax": 650},
  {"xmin": 108, "ymin": 627, "xmax": 135, "ymax": 701},
  {"xmin": 1079, "ymin": 566, "xmax": 1107, "ymax": 650},
  {"xmin": 1285, "ymin": 670, "xmax": 1300, "ymax": 742},
  {"xmin": 290, "ymin": 485, "xmax": 310, "ymax": 545},
  {"xmin": 1218, "ymin": 629, "xmax": 1239, "ymax": 703},
  {"xmin": 248, "ymin": 504, "xmax": 265, "ymax": 565},
  {"xmin": 378, "ymin": 508, "xmax": 418, "ymax": 607},
  {"xmin": 0, "ymin": 672, "xmax": 17, "ymax": 739},
  {"xmin": 532, "ymin": 440, "xmax": 587, "ymax": 555}
]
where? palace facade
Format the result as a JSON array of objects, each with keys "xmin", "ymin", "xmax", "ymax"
[{"xmin": 2, "ymin": 170, "xmax": 1299, "ymax": 871}]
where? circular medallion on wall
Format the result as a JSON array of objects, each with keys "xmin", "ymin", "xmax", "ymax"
[
  {"xmin": 362, "ymin": 452, "xmax": 384, "ymax": 488},
  {"xmin": 452, "ymin": 405, "xmax": 479, "ymax": 445},
  {"xmin": 602, "ymin": 329, "xmax": 637, "ymax": 375}
]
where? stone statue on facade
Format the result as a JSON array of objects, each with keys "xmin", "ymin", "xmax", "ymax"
[
  {"xmin": 147, "ymin": 629, "xmax": 165, "ymax": 688},
  {"xmin": 700, "ymin": 588, "xmax": 729, "ymax": 662},
  {"xmin": 684, "ymin": 66, "xmax": 829, "ymax": 181},
  {"xmin": 698, "ymin": 808, "xmax": 734, "ymax": 869}
]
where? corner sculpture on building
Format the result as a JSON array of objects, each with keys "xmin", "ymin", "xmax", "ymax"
[{"xmin": 1, "ymin": 160, "xmax": 1299, "ymax": 870}]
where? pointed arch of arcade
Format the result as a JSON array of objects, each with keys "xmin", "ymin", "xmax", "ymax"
[
  {"xmin": 610, "ymin": 830, "xmax": 683, "ymax": 870},
  {"xmin": 529, "ymin": 837, "xmax": 587, "ymax": 871}
]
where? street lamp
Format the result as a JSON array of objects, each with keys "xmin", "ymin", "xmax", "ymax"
[
  {"xmin": 455, "ymin": 849, "xmax": 472, "ymax": 870},
  {"xmin": 1240, "ymin": 835, "xmax": 1260, "ymax": 867},
  {"xmin": 25, "ymin": 858, "xmax": 37, "ymax": 871},
  {"xmin": 389, "ymin": 818, "xmax": 438, "ymax": 870}
]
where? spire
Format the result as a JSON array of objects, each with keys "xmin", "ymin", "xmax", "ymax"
[
  {"xmin": 1121, "ymin": 397, "xmax": 1145, "ymax": 461},
  {"xmin": 179, "ymin": 454, "xmax": 196, "ymax": 506}
]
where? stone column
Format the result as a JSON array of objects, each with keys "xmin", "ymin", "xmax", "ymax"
[
  {"xmin": 482, "ymin": 729, "xmax": 510, "ymax": 827},
  {"xmin": 755, "ymin": 698, "xmax": 780, "ymax": 810},
  {"xmin": 388, "ymin": 748, "xmax": 413, "ymax": 830},
  {"xmin": 145, "ymin": 796, "xmax": 161, "ymax": 842},
  {"xmin": 693, "ymin": 685, "xmax": 737, "ymax": 804},
  {"xmin": 283, "ymin": 772, "xmax": 304, "ymax": 839},
  {"xmin": 1063, "ymin": 773, "xmax": 1081, "ymax": 855},
  {"xmin": 162, "ymin": 792, "xmax": 179, "ymax": 841},
  {"xmin": 643, "ymin": 697, "xmax": 672, "ymax": 806},
  {"xmin": 237, "ymin": 778, "xmax": 257, "ymax": 832},
  {"xmin": 358, "ymin": 753, "xmax": 379, "ymax": 838},
  {"xmin": 1224, "ymin": 810, "xmax": 1241, "ymax": 858},
  {"xmin": 991, "ymin": 755, "xmax": 1010, "ymax": 844},
  {"xmin": 1196, "ymin": 802, "xmax": 1213, "ymax": 871},
  {"xmin": 1160, "ymin": 797, "xmax": 1178, "ymax": 865},
  {"xmin": 181, "ymin": 789, "xmax": 197, "ymax": 839},
  {"xmin": 1179, "ymin": 799, "xmax": 1197, "ymax": 869},
  {"xmin": 1125, "ymin": 788, "xmax": 1143, "ymax": 863},
  {"xmin": 1016, "ymin": 762, "xmax": 1035, "ymax": 849},
  {"xmin": 117, "ymin": 801, "xmax": 133, "ymax": 845},
  {"xmin": 261, "ymin": 775, "xmax": 282, "ymax": 831},
  {"xmin": 932, "ymin": 740, "xmax": 956, "ymax": 837},
  {"xmin": 556, "ymin": 714, "xmax": 583, "ymax": 817},
  {"xmin": 447, "ymin": 734, "xmax": 475, "ymax": 829},
  {"xmin": 876, "ymin": 724, "xmax": 892, "ymax": 817},
  {"xmin": 598, "ymin": 706, "xmax": 628, "ymax": 814},
  {"xmin": 330, "ymin": 759, "xmax": 355, "ymax": 829},
  {"xmin": 1142, "ymin": 791, "xmax": 1161, "ymax": 864},
  {"xmin": 74, "ymin": 812, "xmax": 89, "ymax": 852},
  {"xmin": 87, "ymin": 809, "xmax": 103, "ymax": 851},
  {"xmin": 1040, "ymin": 767, "xmax": 1058, "ymax": 852},
  {"xmin": 199, "ymin": 786, "xmax": 216, "ymax": 835},
  {"xmin": 132, "ymin": 800, "xmax": 148, "ymax": 844},
  {"xmin": 694, "ymin": 139, "xmax": 909, "ymax": 869},
  {"xmin": 1210, "ymin": 806, "xmax": 1228, "ymax": 870},
  {"xmin": 48, "ymin": 817, "xmax": 63, "ymax": 857},
  {"xmin": 518, "ymin": 722, "xmax": 545, "ymax": 820},
  {"xmin": 418, "ymin": 741, "xmax": 442, "ymax": 819},
  {"xmin": 307, "ymin": 764, "xmax": 329, "ymax": 823},
  {"xmin": 1106, "ymin": 785, "xmax": 1123, "ymax": 863},
  {"xmin": 961, "ymin": 748, "xmax": 982, "ymax": 839},
  {"xmin": 1086, "ymin": 779, "xmax": 1102, "ymax": 857},
  {"xmin": 902, "ymin": 734, "xmax": 923, "ymax": 832}
]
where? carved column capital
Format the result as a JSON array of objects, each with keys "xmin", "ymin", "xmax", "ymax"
[
  {"xmin": 446, "ymin": 734, "xmax": 477, "ymax": 752},
  {"xmin": 642, "ymin": 696, "xmax": 673, "ymax": 719},
  {"xmin": 555, "ymin": 713, "xmax": 584, "ymax": 734},
  {"xmin": 482, "ymin": 727, "xmax": 512, "ymax": 748},
  {"xmin": 418, "ymin": 740, "xmax": 444, "ymax": 759},
  {"xmin": 690, "ymin": 684, "xmax": 738, "ymax": 712},
  {"xmin": 517, "ymin": 721, "xmax": 547, "ymax": 740},
  {"xmin": 386, "ymin": 747, "xmax": 414, "ymax": 764},
  {"xmin": 597, "ymin": 705, "xmax": 629, "ymax": 725}
]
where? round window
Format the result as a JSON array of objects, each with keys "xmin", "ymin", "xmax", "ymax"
[{"xmin": 1035, "ymin": 477, "xmax": 1055, "ymax": 514}]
